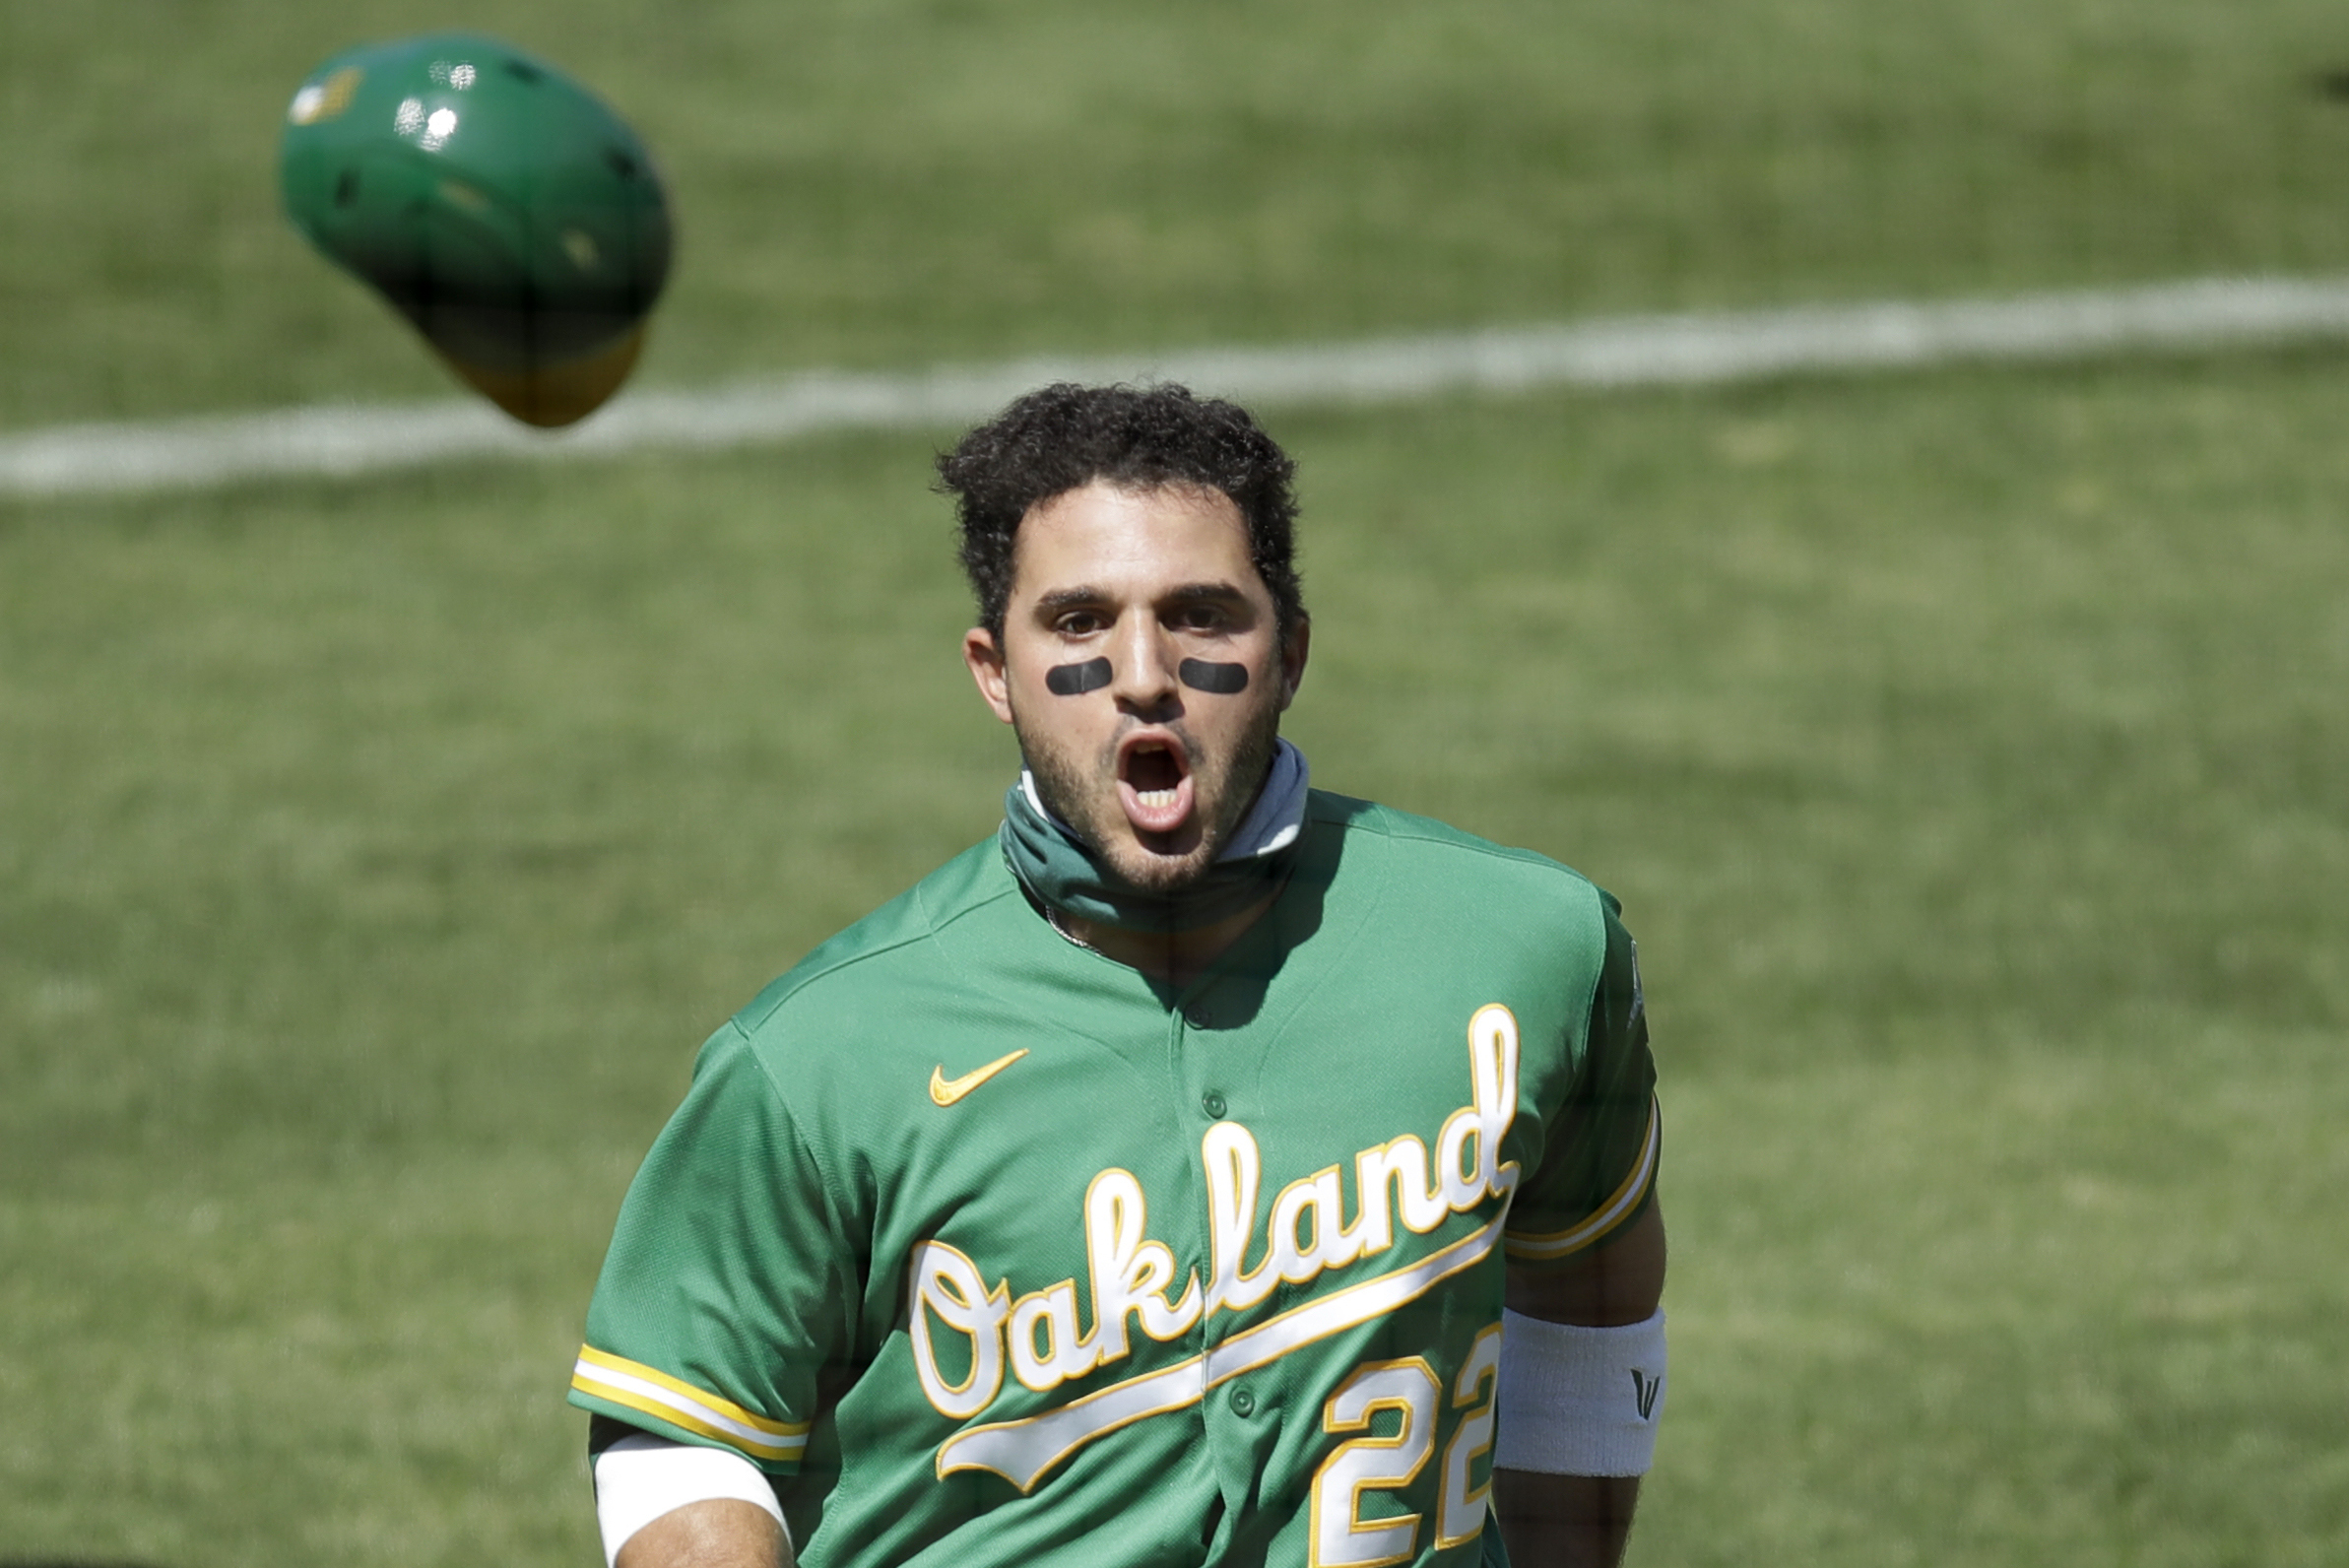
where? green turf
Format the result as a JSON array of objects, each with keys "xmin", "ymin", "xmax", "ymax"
[
  {"xmin": 7, "ymin": 0, "xmax": 2349, "ymax": 425},
  {"xmin": 7, "ymin": 0, "xmax": 2349, "ymax": 1561},
  {"xmin": 5, "ymin": 350, "xmax": 2345, "ymax": 1564}
]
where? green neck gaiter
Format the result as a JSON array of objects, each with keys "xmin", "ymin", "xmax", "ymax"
[{"xmin": 998, "ymin": 739, "xmax": 1310, "ymax": 934}]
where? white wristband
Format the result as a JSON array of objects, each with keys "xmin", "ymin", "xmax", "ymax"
[
  {"xmin": 594, "ymin": 1432, "xmax": 789, "ymax": 1567},
  {"xmin": 1493, "ymin": 1307, "xmax": 1666, "ymax": 1476}
]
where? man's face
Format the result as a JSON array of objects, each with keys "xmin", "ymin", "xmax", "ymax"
[{"xmin": 964, "ymin": 480, "xmax": 1309, "ymax": 894}]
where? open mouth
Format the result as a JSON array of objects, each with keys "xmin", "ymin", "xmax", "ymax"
[{"xmin": 1117, "ymin": 733, "xmax": 1195, "ymax": 836}]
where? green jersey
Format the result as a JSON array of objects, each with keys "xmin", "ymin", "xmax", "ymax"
[{"xmin": 570, "ymin": 791, "xmax": 1659, "ymax": 1567}]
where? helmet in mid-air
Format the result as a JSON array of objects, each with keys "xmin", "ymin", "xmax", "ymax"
[{"xmin": 281, "ymin": 33, "xmax": 673, "ymax": 427}]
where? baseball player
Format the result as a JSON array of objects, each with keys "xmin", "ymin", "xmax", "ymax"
[{"xmin": 569, "ymin": 383, "xmax": 1667, "ymax": 1567}]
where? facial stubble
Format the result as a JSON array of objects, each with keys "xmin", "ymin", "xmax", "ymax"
[{"xmin": 1018, "ymin": 686, "xmax": 1285, "ymax": 896}]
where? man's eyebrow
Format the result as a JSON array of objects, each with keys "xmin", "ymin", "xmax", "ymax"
[
  {"xmin": 1030, "ymin": 582, "xmax": 1250, "ymax": 613},
  {"xmin": 1033, "ymin": 585, "xmax": 1112, "ymax": 614},
  {"xmin": 1159, "ymin": 582, "xmax": 1250, "ymax": 605}
]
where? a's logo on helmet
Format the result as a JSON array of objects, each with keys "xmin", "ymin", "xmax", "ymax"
[{"xmin": 287, "ymin": 67, "xmax": 362, "ymax": 126}]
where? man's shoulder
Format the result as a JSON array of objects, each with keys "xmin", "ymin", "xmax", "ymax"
[
  {"xmin": 1307, "ymin": 788, "xmax": 1609, "ymax": 915},
  {"xmin": 1299, "ymin": 789, "xmax": 1619, "ymax": 1044},
  {"xmin": 731, "ymin": 833, "xmax": 1019, "ymax": 1037}
]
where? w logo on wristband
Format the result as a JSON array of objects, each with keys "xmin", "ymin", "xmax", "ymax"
[{"xmin": 1629, "ymin": 1370, "xmax": 1663, "ymax": 1421}]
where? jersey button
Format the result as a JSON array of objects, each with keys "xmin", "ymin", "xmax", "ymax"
[
  {"xmin": 1186, "ymin": 1005, "xmax": 1213, "ymax": 1028},
  {"xmin": 1227, "ymin": 1387, "xmax": 1255, "ymax": 1416},
  {"xmin": 1201, "ymin": 1090, "xmax": 1228, "ymax": 1120}
]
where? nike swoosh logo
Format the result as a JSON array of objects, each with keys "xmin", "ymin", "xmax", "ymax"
[{"xmin": 930, "ymin": 1048, "xmax": 1029, "ymax": 1107}]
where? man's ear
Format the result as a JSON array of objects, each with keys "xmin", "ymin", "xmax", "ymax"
[
  {"xmin": 1276, "ymin": 617, "xmax": 1311, "ymax": 712},
  {"xmin": 963, "ymin": 626, "xmax": 1015, "ymax": 725}
]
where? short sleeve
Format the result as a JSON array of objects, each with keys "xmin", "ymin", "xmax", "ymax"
[
  {"xmin": 567, "ymin": 1022, "xmax": 860, "ymax": 1475},
  {"xmin": 1503, "ymin": 888, "xmax": 1661, "ymax": 1268}
]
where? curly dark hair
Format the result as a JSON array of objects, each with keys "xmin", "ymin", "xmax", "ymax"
[{"xmin": 937, "ymin": 382, "xmax": 1305, "ymax": 643}]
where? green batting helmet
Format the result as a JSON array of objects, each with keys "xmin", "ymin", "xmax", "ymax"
[{"xmin": 281, "ymin": 34, "xmax": 673, "ymax": 427}]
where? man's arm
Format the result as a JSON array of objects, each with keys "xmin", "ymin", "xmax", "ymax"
[
  {"xmin": 571, "ymin": 1031, "xmax": 845, "ymax": 1568},
  {"xmin": 615, "ymin": 1500, "xmax": 792, "ymax": 1568},
  {"xmin": 1493, "ymin": 1199, "xmax": 1667, "ymax": 1568}
]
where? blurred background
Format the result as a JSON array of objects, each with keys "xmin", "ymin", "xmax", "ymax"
[{"xmin": 3, "ymin": 2, "xmax": 2345, "ymax": 1563}]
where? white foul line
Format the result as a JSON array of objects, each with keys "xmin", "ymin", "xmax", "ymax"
[{"xmin": 7, "ymin": 276, "xmax": 2349, "ymax": 497}]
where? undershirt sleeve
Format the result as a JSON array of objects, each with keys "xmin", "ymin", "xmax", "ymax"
[
  {"xmin": 568, "ymin": 1021, "xmax": 860, "ymax": 1475},
  {"xmin": 1503, "ymin": 888, "xmax": 1661, "ymax": 1268}
]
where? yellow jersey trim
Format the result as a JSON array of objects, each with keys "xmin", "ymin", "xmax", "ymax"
[
  {"xmin": 1502, "ymin": 1096, "xmax": 1660, "ymax": 1262},
  {"xmin": 571, "ymin": 1346, "xmax": 810, "ymax": 1462}
]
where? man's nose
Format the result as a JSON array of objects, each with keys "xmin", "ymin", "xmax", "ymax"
[{"xmin": 1110, "ymin": 616, "xmax": 1179, "ymax": 708}]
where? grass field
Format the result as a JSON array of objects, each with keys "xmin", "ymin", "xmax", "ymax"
[
  {"xmin": 7, "ymin": 355, "xmax": 2345, "ymax": 1564},
  {"xmin": 7, "ymin": 0, "xmax": 2349, "ymax": 425},
  {"xmin": 5, "ymin": 1, "xmax": 2348, "ymax": 1564}
]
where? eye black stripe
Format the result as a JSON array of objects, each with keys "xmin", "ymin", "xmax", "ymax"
[
  {"xmin": 1178, "ymin": 660, "xmax": 1249, "ymax": 694},
  {"xmin": 1045, "ymin": 659, "xmax": 1113, "ymax": 695}
]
